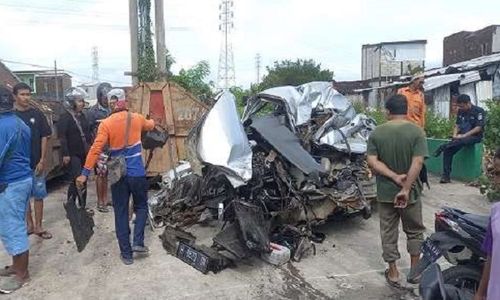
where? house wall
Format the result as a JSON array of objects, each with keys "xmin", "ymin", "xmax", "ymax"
[
  {"xmin": 432, "ymin": 85, "xmax": 451, "ymax": 119},
  {"xmin": 35, "ymin": 75, "xmax": 72, "ymax": 100},
  {"xmin": 362, "ymin": 43, "xmax": 425, "ymax": 81},
  {"xmin": 476, "ymin": 81, "xmax": 493, "ymax": 109},
  {"xmin": 17, "ymin": 74, "xmax": 37, "ymax": 93},
  {"xmin": 493, "ymin": 69, "xmax": 500, "ymax": 99},
  {"xmin": 362, "ymin": 45, "xmax": 381, "ymax": 81},
  {"xmin": 459, "ymin": 83, "xmax": 478, "ymax": 105},
  {"xmin": 444, "ymin": 25, "xmax": 500, "ymax": 66},
  {"xmin": 0, "ymin": 63, "xmax": 19, "ymax": 88}
]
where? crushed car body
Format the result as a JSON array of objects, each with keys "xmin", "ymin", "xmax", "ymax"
[{"xmin": 149, "ymin": 82, "xmax": 377, "ymax": 273}]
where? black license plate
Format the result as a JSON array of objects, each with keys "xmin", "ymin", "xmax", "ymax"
[{"xmin": 422, "ymin": 238, "xmax": 442, "ymax": 262}]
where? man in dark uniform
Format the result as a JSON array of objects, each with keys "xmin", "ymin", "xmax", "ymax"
[{"xmin": 434, "ymin": 94, "xmax": 486, "ymax": 183}]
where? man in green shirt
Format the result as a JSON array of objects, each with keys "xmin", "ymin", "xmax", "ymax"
[{"xmin": 367, "ymin": 94, "xmax": 428, "ymax": 287}]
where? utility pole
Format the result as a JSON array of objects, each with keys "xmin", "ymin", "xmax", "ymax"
[
  {"xmin": 255, "ymin": 53, "xmax": 261, "ymax": 86},
  {"xmin": 128, "ymin": 0, "xmax": 139, "ymax": 85},
  {"xmin": 155, "ymin": 0, "xmax": 167, "ymax": 81},
  {"xmin": 217, "ymin": 0, "xmax": 235, "ymax": 91},
  {"xmin": 92, "ymin": 46, "xmax": 99, "ymax": 83},
  {"xmin": 54, "ymin": 60, "xmax": 59, "ymax": 102}
]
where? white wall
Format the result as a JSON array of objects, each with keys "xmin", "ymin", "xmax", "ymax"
[
  {"xmin": 432, "ymin": 86, "xmax": 450, "ymax": 119},
  {"xmin": 362, "ymin": 42, "xmax": 426, "ymax": 80},
  {"xmin": 476, "ymin": 81, "xmax": 493, "ymax": 109},
  {"xmin": 493, "ymin": 26, "xmax": 500, "ymax": 53}
]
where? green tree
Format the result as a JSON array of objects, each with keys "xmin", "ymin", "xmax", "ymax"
[
  {"xmin": 165, "ymin": 48, "xmax": 175, "ymax": 78},
  {"xmin": 137, "ymin": 0, "xmax": 158, "ymax": 82},
  {"xmin": 171, "ymin": 61, "xmax": 215, "ymax": 101},
  {"xmin": 484, "ymin": 99, "xmax": 500, "ymax": 151},
  {"xmin": 259, "ymin": 59, "xmax": 334, "ymax": 90}
]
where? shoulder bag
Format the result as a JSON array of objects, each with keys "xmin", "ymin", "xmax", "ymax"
[{"xmin": 107, "ymin": 111, "xmax": 131, "ymax": 186}]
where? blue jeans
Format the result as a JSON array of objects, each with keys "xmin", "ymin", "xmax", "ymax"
[
  {"xmin": 111, "ymin": 176, "xmax": 148, "ymax": 259},
  {"xmin": 0, "ymin": 177, "xmax": 32, "ymax": 256}
]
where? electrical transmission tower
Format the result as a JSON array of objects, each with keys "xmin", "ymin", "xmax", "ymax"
[
  {"xmin": 255, "ymin": 53, "xmax": 261, "ymax": 86},
  {"xmin": 217, "ymin": 0, "xmax": 235, "ymax": 91},
  {"xmin": 91, "ymin": 46, "xmax": 99, "ymax": 83}
]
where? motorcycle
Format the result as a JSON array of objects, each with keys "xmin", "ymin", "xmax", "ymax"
[
  {"xmin": 408, "ymin": 207, "xmax": 488, "ymax": 295},
  {"xmin": 420, "ymin": 263, "xmax": 473, "ymax": 300}
]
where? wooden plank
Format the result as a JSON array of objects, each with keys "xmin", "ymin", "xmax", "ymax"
[{"xmin": 126, "ymin": 81, "xmax": 208, "ymax": 176}]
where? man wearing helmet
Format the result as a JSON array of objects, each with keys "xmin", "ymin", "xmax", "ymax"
[
  {"xmin": 57, "ymin": 87, "xmax": 92, "ymax": 212},
  {"xmin": 0, "ymin": 86, "xmax": 33, "ymax": 293},
  {"xmin": 85, "ymin": 83, "xmax": 112, "ymax": 213},
  {"xmin": 76, "ymin": 88, "xmax": 155, "ymax": 265}
]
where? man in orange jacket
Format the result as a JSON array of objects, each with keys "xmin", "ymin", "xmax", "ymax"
[
  {"xmin": 398, "ymin": 75, "xmax": 425, "ymax": 128},
  {"xmin": 76, "ymin": 89, "xmax": 155, "ymax": 265}
]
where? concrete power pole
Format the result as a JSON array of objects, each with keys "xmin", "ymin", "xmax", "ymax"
[
  {"xmin": 155, "ymin": 0, "xmax": 167, "ymax": 81},
  {"xmin": 54, "ymin": 60, "xmax": 59, "ymax": 101},
  {"xmin": 217, "ymin": 0, "xmax": 235, "ymax": 91},
  {"xmin": 255, "ymin": 53, "xmax": 261, "ymax": 86},
  {"xmin": 92, "ymin": 46, "xmax": 99, "ymax": 83},
  {"xmin": 128, "ymin": 0, "xmax": 139, "ymax": 85}
]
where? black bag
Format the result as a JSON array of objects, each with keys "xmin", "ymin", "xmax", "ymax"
[
  {"xmin": 142, "ymin": 126, "xmax": 168, "ymax": 150},
  {"xmin": 107, "ymin": 112, "xmax": 131, "ymax": 186}
]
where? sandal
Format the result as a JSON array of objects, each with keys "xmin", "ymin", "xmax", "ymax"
[
  {"xmin": 35, "ymin": 231, "xmax": 53, "ymax": 240},
  {"xmin": 384, "ymin": 269, "xmax": 402, "ymax": 289},
  {"xmin": 97, "ymin": 205, "xmax": 109, "ymax": 213},
  {"xmin": 0, "ymin": 267, "xmax": 14, "ymax": 277},
  {"xmin": 0, "ymin": 276, "xmax": 29, "ymax": 294}
]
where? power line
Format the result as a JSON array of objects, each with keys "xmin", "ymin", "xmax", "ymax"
[
  {"xmin": 255, "ymin": 53, "xmax": 261, "ymax": 85},
  {"xmin": 0, "ymin": 58, "xmax": 130, "ymax": 85},
  {"xmin": 0, "ymin": 3, "xmax": 127, "ymax": 18}
]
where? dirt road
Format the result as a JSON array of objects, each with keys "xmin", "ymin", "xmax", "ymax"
[{"xmin": 0, "ymin": 176, "xmax": 492, "ymax": 300}]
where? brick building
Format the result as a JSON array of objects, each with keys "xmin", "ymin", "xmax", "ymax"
[
  {"xmin": 0, "ymin": 61, "xmax": 20, "ymax": 88},
  {"xmin": 443, "ymin": 25, "xmax": 500, "ymax": 66},
  {"xmin": 13, "ymin": 70, "xmax": 72, "ymax": 100}
]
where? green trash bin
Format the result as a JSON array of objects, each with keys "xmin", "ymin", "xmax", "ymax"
[{"xmin": 426, "ymin": 138, "xmax": 483, "ymax": 181}]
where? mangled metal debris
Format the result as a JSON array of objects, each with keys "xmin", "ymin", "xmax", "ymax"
[{"xmin": 149, "ymin": 82, "xmax": 377, "ymax": 273}]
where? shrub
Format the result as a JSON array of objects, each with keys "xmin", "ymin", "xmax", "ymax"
[
  {"xmin": 483, "ymin": 99, "xmax": 500, "ymax": 151},
  {"xmin": 424, "ymin": 111, "xmax": 456, "ymax": 139}
]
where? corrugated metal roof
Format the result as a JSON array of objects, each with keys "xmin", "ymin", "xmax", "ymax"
[
  {"xmin": 353, "ymin": 81, "xmax": 405, "ymax": 93},
  {"xmin": 425, "ymin": 53, "xmax": 500, "ymax": 77},
  {"xmin": 460, "ymin": 71, "xmax": 481, "ymax": 85},
  {"xmin": 423, "ymin": 71, "xmax": 480, "ymax": 91}
]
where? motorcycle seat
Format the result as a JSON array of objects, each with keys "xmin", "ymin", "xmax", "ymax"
[{"xmin": 461, "ymin": 213, "xmax": 489, "ymax": 230}]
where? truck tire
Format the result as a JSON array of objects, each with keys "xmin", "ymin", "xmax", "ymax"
[{"xmin": 442, "ymin": 265, "xmax": 482, "ymax": 294}]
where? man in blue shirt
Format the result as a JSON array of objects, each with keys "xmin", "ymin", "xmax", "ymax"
[
  {"xmin": 0, "ymin": 86, "xmax": 33, "ymax": 294},
  {"xmin": 434, "ymin": 94, "xmax": 486, "ymax": 183}
]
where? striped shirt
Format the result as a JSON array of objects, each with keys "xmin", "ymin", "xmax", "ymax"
[{"xmin": 81, "ymin": 110, "xmax": 155, "ymax": 177}]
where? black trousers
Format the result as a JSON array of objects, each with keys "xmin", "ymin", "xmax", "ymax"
[
  {"xmin": 442, "ymin": 136, "xmax": 481, "ymax": 179},
  {"xmin": 67, "ymin": 156, "xmax": 87, "ymax": 209}
]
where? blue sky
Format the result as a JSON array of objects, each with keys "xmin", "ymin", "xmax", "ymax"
[{"xmin": 0, "ymin": 0, "xmax": 499, "ymax": 89}]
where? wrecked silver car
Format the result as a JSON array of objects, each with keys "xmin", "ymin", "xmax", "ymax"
[{"xmin": 149, "ymin": 82, "xmax": 377, "ymax": 273}]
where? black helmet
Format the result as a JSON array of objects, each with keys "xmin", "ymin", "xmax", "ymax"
[
  {"xmin": 0, "ymin": 86, "xmax": 15, "ymax": 114},
  {"xmin": 96, "ymin": 82, "xmax": 112, "ymax": 102},
  {"xmin": 64, "ymin": 87, "xmax": 88, "ymax": 109}
]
